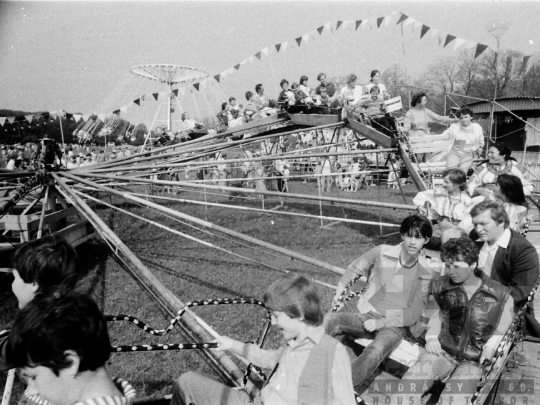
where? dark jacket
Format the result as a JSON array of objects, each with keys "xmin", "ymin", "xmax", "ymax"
[
  {"xmin": 433, "ymin": 272, "xmax": 511, "ymax": 361},
  {"xmin": 477, "ymin": 229, "xmax": 540, "ymax": 337}
]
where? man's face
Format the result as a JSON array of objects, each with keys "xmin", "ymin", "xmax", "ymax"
[
  {"xmin": 258, "ymin": 86, "xmax": 264, "ymax": 95},
  {"xmin": 472, "ymin": 210, "xmax": 505, "ymax": 244},
  {"xmin": 230, "ymin": 99, "xmax": 237, "ymax": 107},
  {"xmin": 319, "ymin": 75, "xmax": 327, "ymax": 85}
]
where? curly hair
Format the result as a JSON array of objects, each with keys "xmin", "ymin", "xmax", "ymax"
[
  {"xmin": 411, "ymin": 92, "xmax": 427, "ymax": 107},
  {"xmin": 441, "ymin": 237, "xmax": 479, "ymax": 266}
]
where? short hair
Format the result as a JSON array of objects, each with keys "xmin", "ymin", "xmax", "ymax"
[
  {"xmin": 441, "ymin": 237, "xmax": 479, "ymax": 266},
  {"xmin": 497, "ymin": 174, "xmax": 527, "ymax": 206},
  {"xmin": 442, "ymin": 168, "xmax": 467, "ymax": 190},
  {"xmin": 6, "ymin": 292, "xmax": 111, "ymax": 375},
  {"xmin": 369, "ymin": 85, "xmax": 380, "ymax": 94},
  {"xmin": 255, "ymin": 83, "xmax": 263, "ymax": 93},
  {"xmin": 228, "ymin": 97, "xmax": 236, "ymax": 103},
  {"xmin": 370, "ymin": 69, "xmax": 380, "ymax": 81},
  {"xmin": 400, "ymin": 215, "xmax": 433, "ymax": 239},
  {"xmin": 347, "ymin": 74, "xmax": 357, "ymax": 84},
  {"xmin": 245, "ymin": 91, "xmax": 253, "ymax": 101},
  {"xmin": 411, "ymin": 92, "xmax": 427, "ymax": 107},
  {"xmin": 291, "ymin": 82, "xmax": 299, "ymax": 89},
  {"xmin": 459, "ymin": 107, "xmax": 475, "ymax": 119},
  {"xmin": 12, "ymin": 235, "xmax": 78, "ymax": 293},
  {"xmin": 280, "ymin": 79, "xmax": 289, "ymax": 88},
  {"xmin": 299, "ymin": 76, "xmax": 308, "ymax": 86},
  {"xmin": 470, "ymin": 201, "xmax": 510, "ymax": 228},
  {"xmin": 490, "ymin": 142, "xmax": 512, "ymax": 160},
  {"xmin": 317, "ymin": 73, "xmax": 326, "ymax": 81},
  {"xmin": 221, "ymin": 101, "xmax": 228, "ymax": 111},
  {"xmin": 263, "ymin": 275, "xmax": 323, "ymax": 326}
]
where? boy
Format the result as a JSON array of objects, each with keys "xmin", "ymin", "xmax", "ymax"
[
  {"xmin": 172, "ymin": 275, "xmax": 356, "ymax": 405},
  {"xmin": 324, "ymin": 215, "xmax": 439, "ymax": 395}
]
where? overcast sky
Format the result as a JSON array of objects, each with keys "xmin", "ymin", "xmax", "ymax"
[{"xmin": 1, "ymin": 1, "xmax": 539, "ymax": 127}]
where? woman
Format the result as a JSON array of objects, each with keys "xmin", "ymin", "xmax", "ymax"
[
  {"xmin": 217, "ymin": 102, "xmax": 230, "ymax": 127},
  {"xmin": 467, "ymin": 142, "xmax": 533, "ymax": 196},
  {"xmin": 298, "ymin": 76, "xmax": 312, "ymax": 100},
  {"xmin": 364, "ymin": 69, "xmax": 389, "ymax": 99},
  {"xmin": 414, "ymin": 168, "xmax": 473, "ymax": 245},
  {"xmin": 277, "ymin": 79, "xmax": 295, "ymax": 107},
  {"xmin": 7, "ymin": 292, "xmax": 136, "ymax": 405},
  {"xmin": 445, "ymin": 107, "xmax": 484, "ymax": 173},
  {"xmin": 358, "ymin": 86, "xmax": 397, "ymax": 137},
  {"xmin": 340, "ymin": 74, "xmax": 363, "ymax": 110},
  {"xmin": 403, "ymin": 92, "xmax": 455, "ymax": 138}
]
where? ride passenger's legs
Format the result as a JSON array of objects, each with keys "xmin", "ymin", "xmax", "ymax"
[{"xmin": 447, "ymin": 150, "xmax": 475, "ymax": 173}]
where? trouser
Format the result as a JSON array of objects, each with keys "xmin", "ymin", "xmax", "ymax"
[
  {"xmin": 322, "ymin": 173, "xmax": 332, "ymax": 192},
  {"xmin": 401, "ymin": 349, "xmax": 482, "ymax": 404},
  {"xmin": 172, "ymin": 371, "xmax": 258, "ymax": 405},
  {"xmin": 323, "ymin": 312, "xmax": 406, "ymax": 394},
  {"xmin": 447, "ymin": 150, "xmax": 475, "ymax": 173}
]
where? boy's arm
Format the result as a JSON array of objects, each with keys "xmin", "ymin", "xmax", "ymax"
[
  {"xmin": 334, "ymin": 246, "xmax": 381, "ymax": 301},
  {"xmin": 228, "ymin": 339, "xmax": 284, "ymax": 370},
  {"xmin": 331, "ymin": 343, "xmax": 357, "ymax": 405}
]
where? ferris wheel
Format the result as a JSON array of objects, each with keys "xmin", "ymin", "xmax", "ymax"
[{"xmin": 130, "ymin": 64, "xmax": 209, "ymax": 131}]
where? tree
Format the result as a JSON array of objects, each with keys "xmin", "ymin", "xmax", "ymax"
[{"xmin": 381, "ymin": 64, "xmax": 411, "ymax": 107}]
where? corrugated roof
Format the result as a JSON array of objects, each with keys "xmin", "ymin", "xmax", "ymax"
[{"xmin": 466, "ymin": 97, "xmax": 540, "ymax": 114}]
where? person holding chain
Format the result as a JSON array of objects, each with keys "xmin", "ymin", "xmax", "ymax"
[
  {"xmin": 467, "ymin": 142, "xmax": 533, "ymax": 197},
  {"xmin": 445, "ymin": 107, "xmax": 485, "ymax": 173},
  {"xmin": 414, "ymin": 168, "xmax": 474, "ymax": 249},
  {"xmin": 323, "ymin": 215, "xmax": 441, "ymax": 396}
]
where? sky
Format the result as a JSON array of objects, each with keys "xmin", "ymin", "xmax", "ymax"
[{"xmin": 1, "ymin": 1, "xmax": 540, "ymax": 129}]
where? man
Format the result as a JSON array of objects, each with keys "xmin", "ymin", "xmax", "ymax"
[
  {"xmin": 324, "ymin": 215, "xmax": 439, "ymax": 395},
  {"xmin": 315, "ymin": 73, "xmax": 340, "ymax": 108},
  {"xmin": 254, "ymin": 84, "xmax": 278, "ymax": 115},
  {"xmin": 470, "ymin": 201, "xmax": 540, "ymax": 336},
  {"xmin": 182, "ymin": 113, "xmax": 208, "ymax": 139},
  {"xmin": 402, "ymin": 237, "xmax": 514, "ymax": 403}
]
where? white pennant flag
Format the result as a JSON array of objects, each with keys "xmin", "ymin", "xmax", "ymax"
[
  {"xmin": 120, "ymin": 106, "xmax": 128, "ymax": 113},
  {"xmin": 282, "ymin": 41, "xmax": 288, "ymax": 51},
  {"xmin": 240, "ymin": 59, "xmax": 248, "ymax": 65},
  {"xmin": 302, "ymin": 34, "xmax": 310, "ymax": 43},
  {"xmin": 430, "ymin": 28, "xmax": 439, "ymax": 39},
  {"xmin": 324, "ymin": 21, "xmax": 331, "ymax": 31},
  {"xmin": 414, "ymin": 21, "xmax": 422, "ymax": 29},
  {"xmin": 261, "ymin": 47, "xmax": 269, "ymax": 55},
  {"xmin": 0, "ymin": 117, "xmax": 6, "ymax": 126},
  {"xmin": 385, "ymin": 15, "xmax": 393, "ymax": 27},
  {"xmin": 73, "ymin": 114, "xmax": 82, "ymax": 122},
  {"xmin": 25, "ymin": 114, "xmax": 33, "ymax": 123},
  {"xmin": 453, "ymin": 37, "xmax": 467, "ymax": 51},
  {"xmin": 403, "ymin": 17, "xmax": 415, "ymax": 27},
  {"xmin": 463, "ymin": 40, "xmax": 477, "ymax": 50},
  {"xmin": 226, "ymin": 67, "xmax": 234, "ymax": 75},
  {"xmin": 158, "ymin": 91, "xmax": 167, "ymax": 100},
  {"xmin": 342, "ymin": 20, "xmax": 350, "ymax": 30},
  {"xmin": 200, "ymin": 80, "xmax": 207, "ymax": 89},
  {"xmin": 7, "ymin": 116, "xmax": 15, "ymax": 124},
  {"xmin": 49, "ymin": 111, "xmax": 58, "ymax": 117},
  {"xmin": 361, "ymin": 19, "xmax": 369, "ymax": 29},
  {"xmin": 220, "ymin": 70, "xmax": 229, "ymax": 79},
  {"xmin": 97, "ymin": 114, "xmax": 106, "ymax": 122},
  {"xmin": 248, "ymin": 55, "xmax": 254, "ymax": 63},
  {"xmin": 82, "ymin": 115, "xmax": 90, "ymax": 122}
]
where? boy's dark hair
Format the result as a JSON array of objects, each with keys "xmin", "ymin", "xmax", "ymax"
[
  {"xmin": 6, "ymin": 292, "xmax": 111, "ymax": 375},
  {"xmin": 400, "ymin": 215, "xmax": 433, "ymax": 239},
  {"xmin": 459, "ymin": 107, "xmax": 475, "ymax": 118},
  {"xmin": 12, "ymin": 235, "xmax": 78, "ymax": 292},
  {"xmin": 263, "ymin": 275, "xmax": 323, "ymax": 326},
  {"xmin": 441, "ymin": 237, "xmax": 479, "ymax": 266}
]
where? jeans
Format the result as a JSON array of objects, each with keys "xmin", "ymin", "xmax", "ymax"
[
  {"xmin": 447, "ymin": 150, "xmax": 475, "ymax": 173},
  {"xmin": 323, "ymin": 312, "xmax": 406, "ymax": 393}
]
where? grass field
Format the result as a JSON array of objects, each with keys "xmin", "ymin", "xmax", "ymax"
[{"xmin": 0, "ymin": 179, "xmax": 420, "ymax": 401}]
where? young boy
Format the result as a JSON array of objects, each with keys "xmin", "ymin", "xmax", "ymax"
[
  {"xmin": 172, "ymin": 275, "xmax": 356, "ymax": 405},
  {"xmin": 1, "ymin": 235, "xmax": 78, "ymax": 371},
  {"xmin": 324, "ymin": 215, "xmax": 439, "ymax": 395}
]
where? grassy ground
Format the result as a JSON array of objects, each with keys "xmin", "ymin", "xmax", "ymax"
[{"xmin": 0, "ymin": 178, "xmax": 419, "ymax": 400}]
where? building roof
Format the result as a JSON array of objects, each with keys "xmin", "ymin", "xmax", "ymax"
[{"xmin": 466, "ymin": 96, "xmax": 540, "ymax": 114}]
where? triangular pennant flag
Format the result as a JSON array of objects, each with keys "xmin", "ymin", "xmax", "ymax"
[
  {"xmin": 97, "ymin": 114, "xmax": 106, "ymax": 122},
  {"xmin": 355, "ymin": 20, "xmax": 362, "ymax": 30},
  {"xmin": 0, "ymin": 117, "xmax": 6, "ymax": 126},
  {"xmin": 213, "ymin": 75, "xmax": 220, "ymax": 83},
  {"xmin": 226, "ymin": 67, "xmax": 234, "ymax": 75},
  {"xmin": 342, "ymin": 21, "xmax": 350, "ymax": 30},
  {"xmin": 24, "ymin": 114, "xmax": 33, "ymax": 123},
  {"xmin": 438, "ymin": 32, "xmax": 445, "ymax": 46},
  {"xmin": 520, "ymin": 55, "xmax": 531, "ymax": 73},
  {"xmin": 282, "ymin": 42, "xmax": 288, "ymax": 51},
  {"xmin": 261, "ymin": 47, "xmax": 269, "ymax": 56},
  {"xmin": 275, "ymin": 43, "xmax": 282, "ymax": 52},
  {"xmin": 134, "ymin": 98, "xmax": 140, "ymax": 106},
  {"xmin": 179, "ymin": 87, "xmax": 186, "ymax": 96},
  {"xmin": 302, "ymin": 34, "xmax": 310, "ymax": 43},
  {"xmin": 376, "ymin": 17, "xmax": 384, "ymax": 28},
  {"xmin": 420, "ymin": 25, "xmax": 430, "ymax": 39},
  {"xmin": 463, "ymin": 40, "xmax": 477, "ymax": 50},
  {"xmin": 403, "ymin": 17, "xmax": 415, "ymax": 27},
  {"xmin": 195, "ymin": 81, "xmax": 202, "ymax": 90},
  {"xmin": 255, "ymin": 51, "xmax": 262, "ymax": 60},
  {"xmin": 453, "ymin": 37, "xmax": 466, "ymax": 51},
  {"xmin": 240, "ymin": 59, "xmax": 248, "ymax": 65},
  {"xmin": 324, "ymin": 21, "xmax": 331, "ymax": 31},
  {"xmin": 82, "ymin": 115, "xmax": 90, "ymax": 122},
  {"xmin": 430, "ymin": 28, "xmax": 439, "ymax": 39},
  {"xmin": 474, "ymin": 43, "xmax": 488, "ymax": 59},
  {"xmin": 234, "ymin": 63, "xmax": 241, "ymax": 70},
  {"xmin": 152, "ymin": 93, "xmax": 159, "ymax": 101},
  {"xmin": 309, "ymin": 29, "xmax": 318, "ymax": 40},
  {"xmin": 172, "ymin": 89, "xmax": 179, "ymax": 97},
  {"xmin": 444, "ymin": 34, "xmax": 456, "ymax": 48},
  {"xmin": 396, "ymin": 13, "xmax": 408, "ymax": 25},
  {"xmin": 336, "ymin": 21, "xmax": 343, "ymax": 30},
  {"xmin": 295, "ymin": 37, "xmax": 302, "ymax": 46},
  {"xmin": 158, "ymin": 91, "xmax": 167, "ymax": 99},
  {"xmin": 7, "ymin": 116, "xmax": 15, "ymax": 124},
  {"xmin": 49, "ymin": 111, "xmax": 58, "ymax": 117},
  {"xmin": 317, "ymin": 25, "xmax": 324, "ymax": 34},
  {"xmin": 413, "ymin": 21, "xmax": 422, "ymax": 30},
  {"xmin": 73, "ymin": 114, "xmax": 82, "ymax": 122},
  {"xmin": 361, "ymin": 20, "xmax": 370, "ymax": 29},
  {"xmin": 385, "ymin": 15, "xmax": 392, "ymax": 27},
  {"xmin": 120, "ymin": 106, "xmax": 128, "ymax": 113},
  {"xmin": 113, "ymin": 110, "xmax": 120, "ymax": 115},
  {"xmin": 248, "ymin": 56, "xmax": 254, "ymax": 63},
  {"xmin": 220, "ymin": 70, "xmax": 229, "ymax": 79}
]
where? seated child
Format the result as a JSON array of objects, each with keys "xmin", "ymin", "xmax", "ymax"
[{"xmin": 172, "ymin": 274, "xmax": 356, "ymax": 405}]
